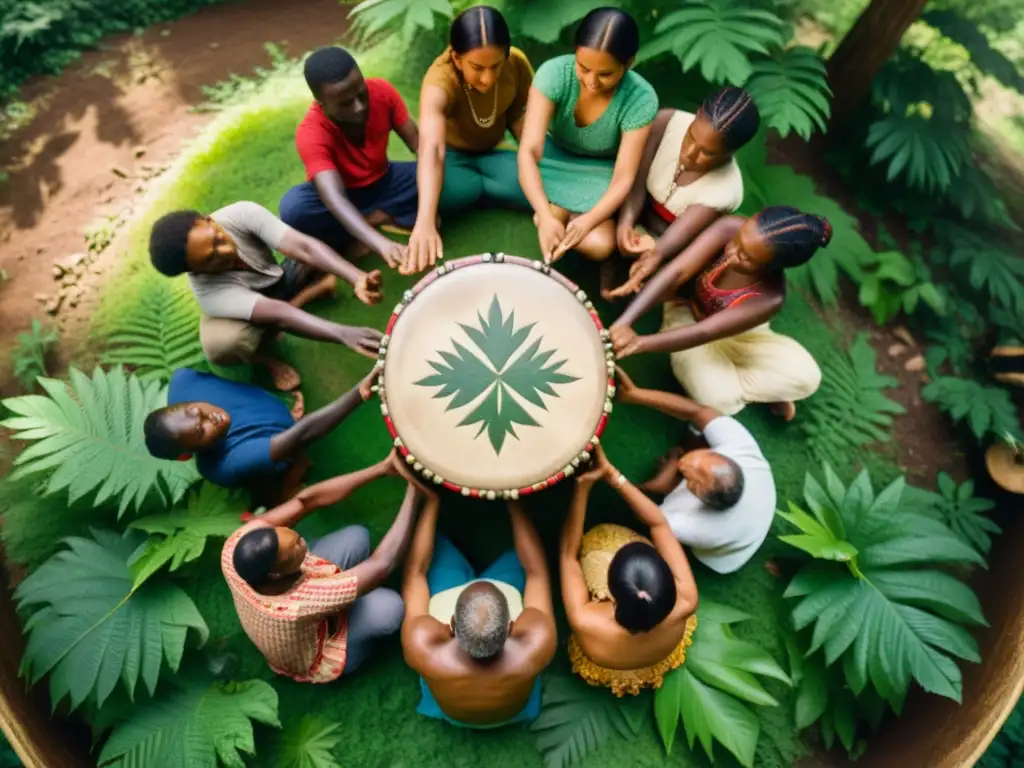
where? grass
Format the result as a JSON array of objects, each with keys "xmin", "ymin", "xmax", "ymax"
[{"xmin": 3, "ymin": 32, "xmax": 903, "ymax": 768}]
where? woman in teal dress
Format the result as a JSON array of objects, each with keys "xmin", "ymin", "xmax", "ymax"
[{"xmin": 518, "ymin": 7, "xmax": 658, "ymax": 270}]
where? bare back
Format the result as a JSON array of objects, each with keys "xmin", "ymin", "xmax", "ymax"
[{"xmin": 570, "ymin": 597, "xmax": 693, "ymax": 670}]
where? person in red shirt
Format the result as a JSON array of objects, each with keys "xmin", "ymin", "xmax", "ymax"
[{"xmin": 280, "ymin": 46, "xmax": 419, "ymax": 270}]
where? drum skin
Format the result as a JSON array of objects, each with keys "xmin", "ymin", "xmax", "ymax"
[{"xmin": 377, "ymin": 253, "xmax": 615, "ymax": 498}]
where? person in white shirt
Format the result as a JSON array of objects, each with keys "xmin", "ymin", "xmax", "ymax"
[{"xmin": 614, "ymin": 367, "xmax": 776, "ymax": 574}]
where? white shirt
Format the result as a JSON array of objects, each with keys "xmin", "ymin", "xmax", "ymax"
[{"xmin": 660, "ymin": 417, "xmax": 775, "ymax": 574}]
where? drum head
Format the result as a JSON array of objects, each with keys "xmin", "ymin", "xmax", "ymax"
[{"xmin": 379, "ymin": 254, "xmax": 613, "ymax": 498}]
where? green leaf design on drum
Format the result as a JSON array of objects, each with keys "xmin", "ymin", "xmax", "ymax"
[{"xmin": 415, "ymin": 295, "xmax": 580, "ymax": 455}]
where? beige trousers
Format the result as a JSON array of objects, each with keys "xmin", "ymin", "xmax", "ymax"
[
  {"xmin": 199, "ymin": 314, "xmax": 265, "ymax": 366},
  {"xmin": 661, "ymin": 303, "xmax": 821, "ymax": 416}
]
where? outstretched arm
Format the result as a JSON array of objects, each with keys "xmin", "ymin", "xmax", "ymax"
[
  {"xmin": 310, "ymin": 170, "xmax": 400, "ymax": 265},
  {"xmin": 559, "ymin": 482, "xmax": 595, "ymax": 626},
  {"xmin": 250, "ymin": 298, "xmax": 381, "ymax": 357},
  {"xmin": 402, "ymin": 491, "xmax": 440, "ymax": 620},
  {"xmin": 638, "ymin": 292, "xmax": 783, "ymax": 355},
  {"xmin": 618, "ymin": 109, "xmax": 672, "ymax": 237},
  {"xmin": 348, "ymin": 483, "xmax": 421, "ymax": 596},
  {"xmin": 277, "ymin": 228, "xmax": 363, "ymax": 286},
  {"xmin": 508, "ymin": 501, "xmax": 553, "ymax": 616},
  {"xmin": 406, "ymin": 86, "xmax": 449, "ymax": 275},
  {"xmin": 615, "ymin": 367, "xmax": 721, "ymax": 430}
]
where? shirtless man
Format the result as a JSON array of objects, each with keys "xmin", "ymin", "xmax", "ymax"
[{"xmin": 400, "ymin": 473, "xmax": 556, "ymax": 727}]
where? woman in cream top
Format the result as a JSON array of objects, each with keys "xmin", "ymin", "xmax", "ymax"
[{"xmin": 608, "ymin": 87, "xmax": 761, "ymax": 299}]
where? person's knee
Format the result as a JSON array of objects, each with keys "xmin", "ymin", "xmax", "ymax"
[
  {"xmin": 345, "ymin": 525, "xmax": 372, "ymax": 560},
  {"xmin": 200, "ymin": 317, "xmax": 262, "ymax": 366},
  {"xmin": 798, "ymin": 359, "xmax": 823, "ymax": 399},
  {"xmin": 367, "ymin": 588, "xmax": 405, "ymax": 634},
  {"xmin": 579, "ymin": 221, "xmax": 616, "ymax": 262},
  {"xmin": 279, "ymin": 183, "xmax": 324, "ymax": 229}
]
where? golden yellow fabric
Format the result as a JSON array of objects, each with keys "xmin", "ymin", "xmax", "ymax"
[
  {"xmin": 579, "ymin": 523, "xmax": 649, "ymax": 601},
  {"xmin": 568, "ymin": 615, "xmax": 698, "ymax": 697}
]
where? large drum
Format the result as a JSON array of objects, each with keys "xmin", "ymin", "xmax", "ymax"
[{"xmin": 376, "ymin": 253, "xmax": 615, "ymax": 498}]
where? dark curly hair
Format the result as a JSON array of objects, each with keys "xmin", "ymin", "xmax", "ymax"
[
  {"xmin": 304, "ymin": 46, "xmax": 358, "ymax": 98},
  {"xmin": 149, "ymin": 210, "xmax": 202, "ymax": 277},
  {"xmin": 233, "ymin": 528, "xmax": 280, "ymax": 586}
]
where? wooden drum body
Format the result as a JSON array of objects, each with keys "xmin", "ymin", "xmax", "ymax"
[{"xmin": 377, "ymin": 254, "xmax": 615, "ymax": 498}]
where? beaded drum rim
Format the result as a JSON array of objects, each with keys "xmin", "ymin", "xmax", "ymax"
[{"xmin": 373, "ymin": 253, "xmax": 615, "ymax": 500}]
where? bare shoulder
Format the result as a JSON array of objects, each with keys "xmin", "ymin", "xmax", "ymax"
[
  {"xmin": 716, "ymin": 214, "xmax": 745, "ymax": 235},
  {"xmin": 402, "ymin": 615, "xmax": 451, "ymax": 668}
]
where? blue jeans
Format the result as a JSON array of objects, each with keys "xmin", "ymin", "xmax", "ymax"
[{"xmin": 417, "ymin": 536, "xmax": 542, "ymax": 727}]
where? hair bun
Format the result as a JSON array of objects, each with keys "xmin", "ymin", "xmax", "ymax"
[{"xmin": 819, "ymin": 217, "xmax": 832, "ymax": 247}]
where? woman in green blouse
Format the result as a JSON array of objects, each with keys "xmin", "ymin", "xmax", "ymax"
[{"xmin": 518, "ymin": 7, "xmax": 658, "ymax": 269}]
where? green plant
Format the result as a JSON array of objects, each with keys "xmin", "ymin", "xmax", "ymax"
[
  {"xmin": 801, "ymin": 333, "xmax": 904, "ymax": 465},
  {"xmin": 85, "ymin": 213, "xmax": 124, "ymax": 254},
  {"xmin": 0, "ymin": 732, "xmax": 21, "ymax": 768},
  {"xmin": 922, "ymin": 376, "xmax": 1021, "ymax": 443},
  {"xmin": 14, "ymin": 528, "xmax": 208, "ymax": 712},
  {"xmin": 510, "ymin": 0, "xmax": 607, "ymax": 43},
  {"xmin": 743, "ymin": 46, "xmax": 831, "ymax": 140},
  {"xmin": 980, "ymin": 696, "xmax": 1024, "ymax": 767},
  {"xmin": 655, "ymin": 600, "xmax": 791, "ymax": 767},
  {"xmin": 193, "ymin": 43, "xmax": 298, "ymax": 113},
  {"xmin": 101, "ymin": 277, "xmax": 205, "ymax": 382},
  {"xmin": 530, "ymin": 675, "xmax": 648, "ymax": 768},
  {"xmin": 275, "ymin": 717, "xmax": 343, "ymax": 768},
  {"xmin": 938, "ymin": 224, "xmax": 1024, "ymax": 316},
  {"xmin": 865, "ymin": 112, "xmax": 969, "ymax": 192},
  {"xmin": 126, "ymin": 483, "xmax": 244, "ymax": 588},
  {"xmin": 95, "ymin": 669, "xmax": 280, "ymax": 767},
  {"xmin": 11, "ymin": 318, "xmax": 58, "ymax": 392},
  {"xmin": 903, "ymin": 473, "xmax": 1000, "ymax": 556},
  {"xmin": 857, "ymin": 250, "xmax": 944, "ymax": 324},
  {"xmin": 0, "ymin": 365, "xmax": 200, "ymax": 515},
  {"xmin": 348, "ymin": 0, "xmax": 455, "ymax": 44},
  {"xmin": 778, "ymin": 463, "xmax": 988, "ymax": 712}
]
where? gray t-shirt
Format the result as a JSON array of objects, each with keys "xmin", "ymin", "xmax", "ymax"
[
  {"xmin": 187, "ymin": 201, "xmax": 292, "ymax": 321},
  {"xmin": 660, "ymin": 417, "xmax": 776, "ymax": 574}
]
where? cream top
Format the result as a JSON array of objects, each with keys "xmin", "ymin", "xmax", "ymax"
[
  {"xmin": 646, "ymin": 110, "xmax": 744, "ymax": 216},
  {"xmin": 428, "ymin": 579, "xmax": 524, "ymax": 622}
]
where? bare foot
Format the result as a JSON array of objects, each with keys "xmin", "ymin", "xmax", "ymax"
[
  {"xmin": 599, "ymin": 260, "xmax": 618, "ymax": 302},
  {"xmin": 769, "ymin": 401, "xmax": 797, "ymax": 422},
  {"xmin": 260, "ymin": 358, "xmax": 300, "ymax": 391},
  {"xmin": 289, "ymin": 390, "xmax": 305, "ymax": 420}
]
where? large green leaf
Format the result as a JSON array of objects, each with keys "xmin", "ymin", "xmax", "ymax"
[
  {"xmin": 865, "ymin": 113, "xmax": 970, "ymax": 193},
  {"xmin": 778, "ymin": 463, "xmax": 988, "ymax": 709},
  {"xmin": 675, "ymin": 668, "xmax": 760, "ymax": 767},
  {"xmin": 13, "ymin": 528, "xmax": 208, "ymax": 712},
  {"xmin": 127, "ymin": 483, "xmax": 244, "ymax": 588},
  {"xmin": 100, "ymin": 278, "xmax": 205, "ymax": 383},
  {"xmin": 902, "ymin": 473, "xmax": 1000, "ymax": 556},
  {"xmin": 743, "ymin": 46, "xmax": 831, "ymax": 140},
  {"xmin": 96, "ymin": 671, "xmax": 280, "ymax": 767},
  {"xmin": 276, "ymin": 716, "xmax": 343, "ymax": 768},
  {"xmin": 348, "ymin": 0, "xmax": 452, "ymax": 43},
  {"xmin": 635, "ymin": 0, "xmax": 785, "ymax": 85},
  {"xmin": 939, "ymin": 223, "xmax": 1024, "ymax": 314},
  {"xmin": 0, "ymin": 366, "xmax": 200, "ymax": 516},
  {"xmin": 530, "ymin": 675, "xmax": 646, "ymax": 768},
  {"xmin": 922, "ymin": 376, "xmax": 1022, "ymax": 443},
  {"xmin": 513, "ymin": 0, "xmax": 606, "ymax": 43}
]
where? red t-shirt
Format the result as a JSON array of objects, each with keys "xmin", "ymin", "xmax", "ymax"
[{"xmin": 295, "ymin": 78, "xmax": 410, "ymax": 189}]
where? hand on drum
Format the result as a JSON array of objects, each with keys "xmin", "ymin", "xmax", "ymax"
[
  {"xmin": 336, "ymin": 325, "xmax": 383, "ymax": 358},
  {"xmin": 605, "ymin": 250, "xmax": 662, "ymax": 299},
  {"xmin": 404, "ymin": 225, "xmax": 443, "ymax": 276},
  {"xmin": 358, "ymin": 366, "xmax": 382, "ymax": 401},
  {"xmin": 389, "ymin": 452, "xmax": 438, "ymax": 499},
  {"xmin": 613, "ymin": 365, "xmax": 639, "ymax": 403},
  {"xmin": 610, "ymin": 325, "xmax": 647, "ymax": 359},
  {"xmin": 577, "ymin": 444, "xmax": 614, "ymax": 487},
  {"xmin": 354, "ymin": 270, "xmax": 383, "ymax": 306}
]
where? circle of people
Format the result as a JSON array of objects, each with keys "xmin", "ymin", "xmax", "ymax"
[{"xmin": 141, "ymin": 6, "xmax": 833, "ymax": 724}]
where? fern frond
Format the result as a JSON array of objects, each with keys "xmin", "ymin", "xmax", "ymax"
[
  {"xmin": 744, "ymin": 46, "xmax": 831, "ymax": 140},
  {"xmin": 866, "ymin": 113, "xmax": 970, "ymax": 193}
]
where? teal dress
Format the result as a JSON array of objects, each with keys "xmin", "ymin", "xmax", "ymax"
[{"xmin": 533, "ymin": 54, "xmax": 658, "ymax": 213}]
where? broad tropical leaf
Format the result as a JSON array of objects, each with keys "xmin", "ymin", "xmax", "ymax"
[
  {"xmin": 127, "ymin": 483, "xmax": 245, "ymax": 588},
  {"xmin": 348, "ymin": 0, "xmax": 452, "ymax": 43},
  {"xmin": 13, "ymin": 528, "xmax": 208, "ymax": 712},
  {"xmin": 276, "ymin": 716, "xmax": 342, "ymax": 768},
  {"xmin": 655, "ymin": 599, "xmax": 789, "ymax": 767},
  {"xmin": 866, "ymin": 113, "xmax": 970, "ymax": 192},
  {"xmin": 0, "ymin": 366, "xmax": 200, "ymax": 516},
  {"xmin": 635, "ymin": 0, "xmax": 786, "ymax": 86},
  {"xmin": 96, "ymin": 670, "xmax": 280, "ymax": 767},
  {"xmin": 513, "ymin": 0, "xmax": 607, "ymax": 43},
  {"xmin": 530, "ymin": 675, "xmax": 646, "ymax": 768},
  {"xmin": 871, "ymin": 53, "xmax": 973, "ymax": 126},
  {"xmin": 939, "ymin": 223, "xmax": 1024, "ymax": 314},
  {"xmin": 922, "ymin": 376, "xmax": 1021, "ymax": 443},
  {"xmin": 801, "ymin": 333, "xmax": 904, "ymax": 465},
  {"xmin": 101, "ymin": 278, "xmax": 205, "ymax": 383},
  {"xmin": 779, "ymin": 464, "xmax": 988, "ymax": 710},
  {"xmin": 902, "ymin": 473, "xmax": 1000, "ymax": 556},
  {"xmin": 743, "ymin": 46, "xmax": 831, "ymax": 140}
]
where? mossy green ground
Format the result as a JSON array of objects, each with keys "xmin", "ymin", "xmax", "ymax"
[{"xmin": 2, "ymin": 39, "xmax": 896, "ymax": 768}]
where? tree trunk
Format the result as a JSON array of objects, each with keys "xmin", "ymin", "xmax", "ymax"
[{"xmin": 825, "ymin": 0, "xmax": 929, "ymax": 131}]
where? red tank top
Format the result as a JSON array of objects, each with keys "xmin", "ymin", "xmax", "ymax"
[{"xmin": 692, "ymin": 254, "xmax": 762, "ymax": 319}]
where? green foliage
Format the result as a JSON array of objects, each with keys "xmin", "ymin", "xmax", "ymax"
[
  {"xmin": 96, "ymin": 670, "xmax": 280, "ymax": 767},
  {"xmin": 511, "ymin": 0, "xmax": 607, "ymax": 43},
  {"xmin": 11, "ymin": 318, "xmax": 58, "ymax": 392},
  {"xmin": 275, "ymin": 717, "xmax": 343, "ymax": 768},
  {"xmin": 865, "ymin": 113, "xmax": 969, "ymax": 192},
  {"xmin": 654, "ymin": 600, "xmax": 791, "ymax": 767},
  {"xmin": 857, "ymin": 250, "xmax": 944, "ymax": 324},
  {"xmin": 635, "ymin": 0, "xmax": 785, "ymax": 86},
  {"xmin": 530, "ymin": 675, "xmax": 647, "ymax": 768},
  {"xmin": 778, "ymin": 464, "xmax": 988, "ymax": 713},
  {"xmin": 101, "ymin": 278, "xmax": 205, "ymax": 382},
  {"xmin": 980, "ymin": 696, "xmax": 1024, "ymax": 767},
  {"xmin": 801, "ymin": 333, "xmax": 904, "ymax": 465},
  {"xmin": 193, "ymin": 43, "xmax": 299, "ymax": 113},
  {"xmin": 13, "ymin": 528, "xmax": 209, "ymax": 712},
  {"xmin": 937, "ymin": 223, "xmax": 1024, "ymax": 315},
  {"xmin": 902, "ymin": 473, "xmax": 1000, "ymax": 556},
  {"xmin": 126, "ymin": 483, "xmax": 244, "ymax": 588},
  {"xmin": 0, "ymin": 365, "xmax": 200, "ymax": 515},
  {"xmin": 348, "ymin": 0, "xmax": 455, "ymax": 44},
  {"xmin": 0, "ymin": 732, "xmax": 21, "ymax": 768},
  {"xmin": 743, "ymin": 46, "xmax": 831, "ymax": 140},
  {"xmin": 923, "ymin": 10, "xmax": 1024, "ymax": 92},
  {"xmin": 922, "ymin": 376, "xmax": 1021, "ymax": 443}
]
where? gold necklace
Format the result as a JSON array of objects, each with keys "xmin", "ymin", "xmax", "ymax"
[{"xmin": 463, "ymin": 82, "xmax": 497, "ymax": 127}]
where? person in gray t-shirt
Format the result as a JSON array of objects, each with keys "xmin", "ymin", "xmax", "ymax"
[
  {"xmin": 149, "ymin": 200, "xmax": 384, "ymax": 390},
  {"xmin": 614, "ymin": 366, "xmax": 776, "ymax": 574}
]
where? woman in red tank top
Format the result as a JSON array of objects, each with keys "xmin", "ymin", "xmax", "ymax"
[{"xmin": 608, "ymin": 206, "xmax": 831, "ymax": 419}]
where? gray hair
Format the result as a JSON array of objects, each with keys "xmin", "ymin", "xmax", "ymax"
[
  {"xmin": 453, "ymin": 585, "xmax": 510, "ymax": 659},
  {"xmin": 701, "ymin": 453, "xmax": 745, "ymax": 510}
]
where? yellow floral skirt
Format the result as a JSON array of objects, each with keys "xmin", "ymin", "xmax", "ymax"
[{"xmin": 570, "ymin": 524, "xmax": 698, "ymax": 696}]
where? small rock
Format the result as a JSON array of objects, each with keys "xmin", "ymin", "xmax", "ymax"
[
  {"xmin": 68, "ymin": 252, "xmax": 86, "ymax": 266},
  {"xmin": 51, "ymin": 266, "xmax": 64, "ymax": 279},
  {"xmin": 44, "ymin": 296, "xmax": 63, "ymax": 315},
  {"xmin": 904, "ymin": 354, "xmax": 926, "ymax": 373},
  {"xmin": 893, "ymin": 326, "xmax": 917, "ymax": 348},
  {"xmin": 61, "ymin": 273, "xmax": 77, "ymax": 288},
  {"xmin": 209, "ymin": 42, "xmax": 219, "ymax": 49},
  {"xmin": 133, "ymin": 146, "xmax": 147, "ymax": 159},
  {"xmin": 34, "ymin": 293, "xmax": 48, "ymax": 303},
  {"xmin": 110, "ymin": 166, "xmax": 129, "ymax": 178},
  {"xmin": 68, "ymin": 297, "xmax": 79, "ymax": 308},
  {"xmin": 57, "ymin": 286, "xmax": 69, "ymax": 299},
  {"xmin": 887, "ymin": 343, "xmax": 907, "ymax": 358}
]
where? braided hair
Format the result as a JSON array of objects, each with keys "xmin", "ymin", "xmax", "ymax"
[
  {"xmin": 700, "ymin": 87, "xmax": 761, "ymax": 152},
  {"xmin": 575, "ymin": 7, "xmax": 640, "ymax": 64},
  {"xmin": 755, "ymin": 206, "xmax": 832, "ymax": 272}
]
